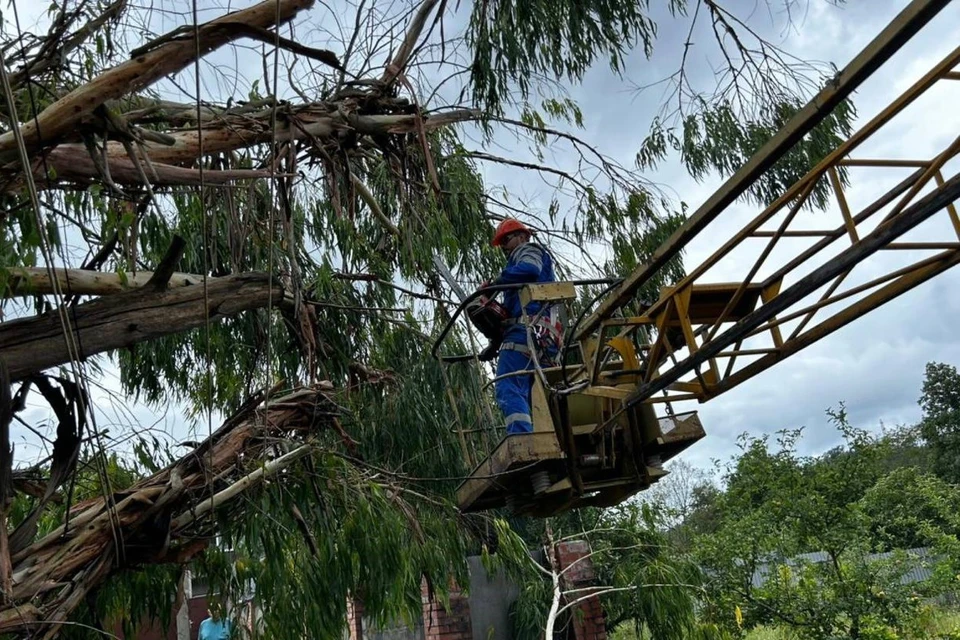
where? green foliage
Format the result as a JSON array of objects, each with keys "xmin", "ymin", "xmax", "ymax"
[
  {"xmin": 744, "ymin": 607, "xmax": 960, "ymax": 640},
  {"xmin": 195, "ymin": 452, "xmax": 480, "ymax": 637},
  {"xmin": 467, "ymin": 0, "xmax": 657, "ymax": 115},
  {"xmin": 499, "ymin": 504, "xmax": 704, "ymax": 640},
  {"xmin": 639, "ymin": 98, "xmax": 856, "ymax": 208},
  {"xmin": 860, "ymin": 467, "xmax": 960, "ymax": 551},
  {"xmin": 347, "ymin": 321, "xmax": 492, "ymax": 489},
  {"xmin": 696, "ymin": 411, "xmax": 960, "ymax": 640},
  {"xmin": 919, "ymin": 362, "xmax": 960, "ymax": 483},
  {"xmin": 1, "ymin": 0, "xmax": 876, "ymax": 634}
]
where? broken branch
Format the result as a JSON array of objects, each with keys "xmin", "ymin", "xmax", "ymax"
[
  {"xmin": 4, "ymin": 267, "xmax": 203, "ymax": 298},
  {"xmin": 146, "ymin": 235, "xmax": 187, "ymax": 289},
  {"xmin": 0, "ymin": 273, "xmax": 289, "ymax": 381},
  {"xmin": 0, "ymin": 0, "xmax": 316, "ymax": 164}
]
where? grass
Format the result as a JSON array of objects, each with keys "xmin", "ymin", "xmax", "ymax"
[
  {"xmin": 608, "ymin": 608, "xmax": 960, "ymax": 640},
  {"xmin": 744, "ymin": 625, "xmax": 800, "ymax": 640}
]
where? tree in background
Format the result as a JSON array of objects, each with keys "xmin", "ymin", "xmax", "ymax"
[
  {"xmin": 498, "ymin": 504, "xmax": 711, "ymax": 640},
  {"xmin": 696, "ymin": 409, "xmax": 960, "ymax": 640},
  {"xmin": 919, "ymin": 362, "xmax": 960, "ymax": 484},
  {"xmin": 643, "ymin": 458, "xmax": 722, "ymax": 551},
  {"xmin": 0, "ymin": 0, "xmax": 858, "ymax": 635}
]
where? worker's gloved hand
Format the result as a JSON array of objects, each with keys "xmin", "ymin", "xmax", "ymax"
[
  {"xmin": 478, "ymin": 342, "xmax": 499, "ymax": 362},
  {"xmin": 478, "ymin": 280, "xmax": 492, "ymax": 292}
]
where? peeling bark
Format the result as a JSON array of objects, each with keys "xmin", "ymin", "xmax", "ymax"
[
  {"xmin": 0, "ymin": 383, "xmax": 339, "ymax": 638},
  {"xmin": 0, "ymin": 0, "xmax": 316, "ymax": 164},
  {"xmin": 3, "ymin": 107, "xmax": 479, "ymax": 192},
  {"xmin": 75, "ymin": 108, "xmax": 476, "ymax": 165},
  {"xmin": 5, "ymin": 267, "xmax": 204, "ymax": 298},
  {"xmin": 25, "ymin": 146, "xmax": 271, "ymax": 191}
]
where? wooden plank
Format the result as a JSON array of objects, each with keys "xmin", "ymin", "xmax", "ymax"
[
  {"xmin": 531, "ymin": 378, "xmax": 553, "ymax": 433},
  {"xmin": 761, "ymin": 279, "xmax": 785, "ymax": 348},
  {"xmin": 456, "ymin": 433, "xmax": 564, "ymax": 510},
  {"xmin": 579, "ymin": 386, "xmax": 633, "ymax": 400},
  {"xmin": 519, "ymin": 281, "xmax": 576, "ymax": 307}
]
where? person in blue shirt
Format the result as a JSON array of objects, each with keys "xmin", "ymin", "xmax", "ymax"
[
  {"xmin": 198, "ymin": 600, "xmax": 232, "ymax": 640},
  {"xmin": 482, "ymin": 218, "xmax": 559, "ymax": 435}
]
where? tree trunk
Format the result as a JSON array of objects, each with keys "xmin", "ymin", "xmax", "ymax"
[
  {"xmin": 10, "ymin": 108, "xmax": 479, "ymax": 191},
  {"xmin": 0, "ymin": 0, "xmax": 479, "ymax": 193},
  {"xmin": 175, "ymin": 568, "xmax": 192, "ymax": 640},
  {"xmin": 98, "ymin": 108, "xmax": 477, "ymax": 166},
  {"xmin": 0, "ymin": 273, "xmax": 287, "ymax": 381}
]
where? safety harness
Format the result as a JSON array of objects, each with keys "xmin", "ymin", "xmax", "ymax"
[{"xmin": 500, "ymin": 305, "xmax": 564, "ymax": 363}]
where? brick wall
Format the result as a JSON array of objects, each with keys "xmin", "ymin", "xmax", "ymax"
[
  {"xmin": 117, "ymin": 546, "xmax": 606, "ymax": 640},
  {"xmin": 347, "ymin": 596, "xmax": 364, "ymax": 640},
  {"xmin": 556, "ymin": 541, "xmax": 607, "ymax": 640},
  {"xmin": 421, "ymin": 578, "xmax": 472, "ymax": 640}
]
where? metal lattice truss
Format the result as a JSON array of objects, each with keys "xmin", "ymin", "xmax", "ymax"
[{"xmin": 577, "ymin": 42, "xmax": 960, "ymax": 419}]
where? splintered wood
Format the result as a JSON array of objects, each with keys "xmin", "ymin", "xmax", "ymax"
[{"xmin": 0, "ymin": 383, "xmax": 337, "ymax": 638}]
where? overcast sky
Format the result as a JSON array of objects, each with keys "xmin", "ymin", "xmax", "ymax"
[
  {"xmin": 456, "ymin": 0, "xmax": 960, "ymax": 469},
  {"xmin": 502, "ymin": 0, "xmax": 960, "ymax": 469},
  {"xmin": 7, "ymin": 0, "xmax": 960, "ymax": 476}
]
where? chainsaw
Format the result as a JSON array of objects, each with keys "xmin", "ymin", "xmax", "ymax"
[{"xmin": 432, "ymin": 256, "xmax": 509, "ymax": 352}]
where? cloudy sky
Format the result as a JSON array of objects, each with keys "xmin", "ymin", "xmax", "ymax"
[
  {"xmin": 456, "ymin": 0, "xmax": 960, "ymax": 469},
  {"xmin": 490, "ymin": 0, "xmax": 960, "ymax": 469},
  {"xmin": 7, "ymin": 0, "xmax": 960, "ymax": 476}
]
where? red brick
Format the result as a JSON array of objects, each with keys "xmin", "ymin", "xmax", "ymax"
[
  {"xmin": 421, "ymin": 575, "xmax": 472, "ymax": 640},
  {"xmin": 553, "ymin": 541, "xmax": 608, "ymax": 640},
  {"xmin": 346, "ymin": 596, "xmax": 364, "ymax": 640}
]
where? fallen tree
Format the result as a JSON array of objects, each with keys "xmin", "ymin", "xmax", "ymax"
[
  {"xmin": 0, "ymin": 0, "xmax": 478, "ymax": 196},
  {"xmin": 0, "ymin": 0, "xmax": 861, "ymax": 635},
  {"xmin": 0, "ymin": 0, "xmax": 316, "ymax": 166},
  {"xmin": 0, "ymin": 382, "xmax": 344, "ymax": 638}
]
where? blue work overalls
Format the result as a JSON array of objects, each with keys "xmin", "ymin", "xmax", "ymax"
[{"xmin": 493, "ymin": 242, "xmax": 558, "ymax": 434}]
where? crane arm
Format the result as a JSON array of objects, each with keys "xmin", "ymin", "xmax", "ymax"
[
  {"xmin": 453, "ymin": 0, "xmax": 960, "ymax": 517},
  {"xmin": 573, "ymin": 43, "xmax": 960, "ymax": 420},
  {"xmin": 564, "ymin": 0, "xmax": 960, "ymax": 422},
  {"xmin": 575, "ymin": 0, "xmax": 953, "ymax": 342}
]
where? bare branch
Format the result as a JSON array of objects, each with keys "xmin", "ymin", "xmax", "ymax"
[{"xmin": 381, "ymin": 0, "xmax": 442, "ymax": 85}]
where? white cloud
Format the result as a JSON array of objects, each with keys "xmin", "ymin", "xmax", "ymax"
[{"xmin": 551, "ymin": 0, "xmax": 960, "ymax": 468}]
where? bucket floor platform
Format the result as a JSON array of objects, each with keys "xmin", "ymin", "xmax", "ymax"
[
  {"xmin": 457, "ymin": 432, "xmax": 670, "ymax": 518},
  {"xmin": 456, "ymin": 410, "xmax": 706, "ymax": 517}
]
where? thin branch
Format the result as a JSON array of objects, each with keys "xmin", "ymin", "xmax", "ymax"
[
  {"xmin": 350, "ymin": 173, "xmax": 399, "ymax": 236},
  {"xmin": 381, "ymin": 0, "xmax": 441, "ymax": 85}
]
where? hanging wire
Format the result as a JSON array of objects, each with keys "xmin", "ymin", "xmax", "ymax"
[
  {"xmin": 190, "ymin": 0, "xmax": 219, "ymax": 522},
  {"xmin": 430, "ymin": 278, "xmax": 620, "ymax": 364},
  {"xmin": 5, "ymin": 2, "xmax": 125, "ymax": 554}
]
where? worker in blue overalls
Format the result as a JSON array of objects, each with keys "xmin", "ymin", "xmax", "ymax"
[{"xmin": 482, "ymin": 218, "xmax": 561, "ymax": 435}]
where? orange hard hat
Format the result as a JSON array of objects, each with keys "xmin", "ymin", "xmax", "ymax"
[{"xmin": 491, "ymin": 218, "xmax": 533, "ymax": 247}]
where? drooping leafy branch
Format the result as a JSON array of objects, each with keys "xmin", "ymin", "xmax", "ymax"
[{"xmin": 0, "ymin": 0, "xmax": 862, "ymax": 635}]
